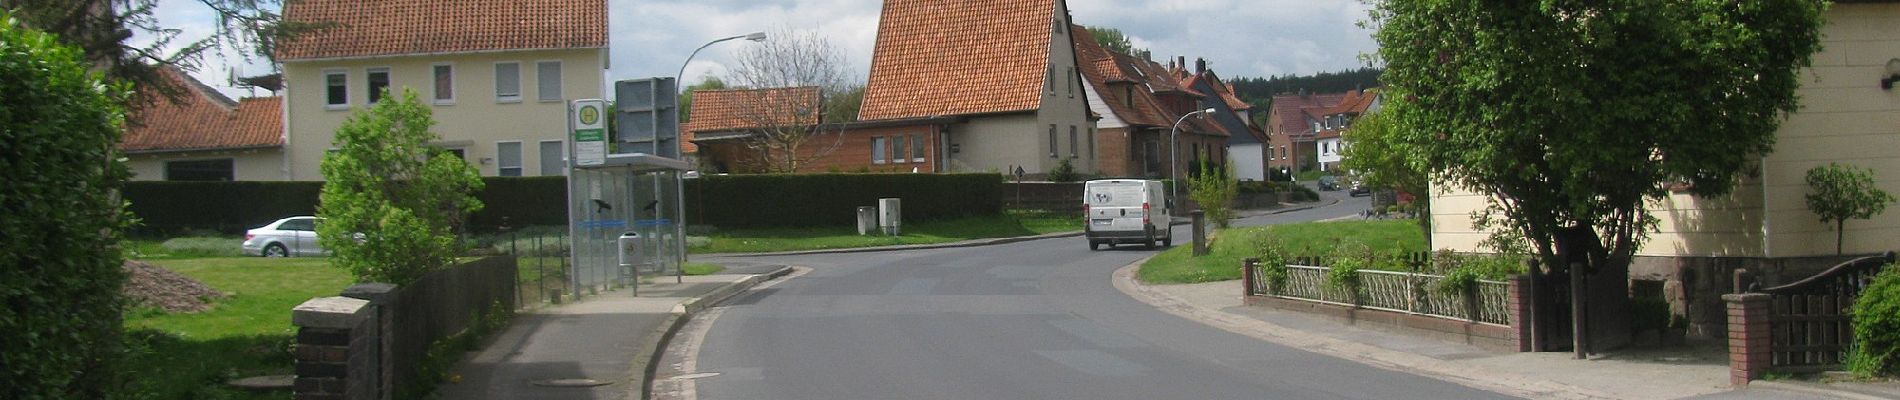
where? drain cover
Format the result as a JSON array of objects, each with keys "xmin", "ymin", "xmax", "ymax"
[{"xmin": 532, "ymin": 378, "xmax": 612, "ymax": 387}]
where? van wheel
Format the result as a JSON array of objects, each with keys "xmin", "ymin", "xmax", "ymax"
[
  {"xmin": 1144, "ymin": 233, "xmax": 1157, "ymax": 250},
  {"xmin": 1089, "ymin": 241, "xmax": 1100, "ymax": 251}
]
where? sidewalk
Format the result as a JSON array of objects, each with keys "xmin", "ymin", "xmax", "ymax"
[
  {"xmin": 1113, "ymin": 260, "xmax": 1900, "ymax": 400},
  {"xmin": 434, "ymin": 264, "xmax": 790, "ymax": 400}
]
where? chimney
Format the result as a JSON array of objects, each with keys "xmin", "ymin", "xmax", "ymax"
[
  {"xmin": 1177, "ymin": 56, "xmax": 1186, "ymax": 72},
  {"xmin": 1195, "ymin": 58, "xmax": 1206, "ymax": 74}
]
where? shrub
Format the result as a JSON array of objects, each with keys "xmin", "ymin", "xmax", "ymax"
[
  {"xmin": 687, "ymin": 173, "xmax": 1003, "ymax": 228},
  {"xmin": 1851, "ymin": 265, "xmax": 1900, "ymax": 378},
  {"xmin": 318, "ymin": 89, "xmax": 485, "ymax": 285},
  {"xmin": 1324, "ymin": 242, "xmax": 1371, "ymax": 290},
  {"xmin": 1, "ymin": 13, "xmax": 134, "ymax": 399},
  {"xmin": 1187, "ymin": 160, "xmax": 1238, "ymax": 228},
  {"xmin": 1251, "ymin": 236, "xmax": 1290, "ymax": 292},
  {"xmin": 1805, "ymin": 163, "xmax": 1896, "ymax": 255},
  {"xmin": 158, "ymin": 237, "xmax": 244, "ymax": 258},
  {"xmin": 1047, "ymin": 158, "xmax": 1080, "ymax": 182}
]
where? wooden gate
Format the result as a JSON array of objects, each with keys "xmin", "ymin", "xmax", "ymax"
[{"xmin": 1756, "ymin": 252, "xmax": 1895, "ymax": 372}]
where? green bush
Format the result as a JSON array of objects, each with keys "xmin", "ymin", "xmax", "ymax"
[
  {"xmin": 158, "ymin": 237, "xmax": 244, "ymax": 258},
  {"xmin": 1251, "ymin": 235, "xmax": 1290, "ymax": 292},
  {"xmin": 1047, "ymin": 158, "xmax": 1079, "ymax": 182},
  {"xmin": 687, "ymin": 173, "xmax": 1003, "ymax": 228},
  {"xmin": 318, "ymin": 89, "xmax": 485, "ymax": 285},
  {"xmin": 1851, "ymin": 265, "xmax": 1900, "ymax": 378},
  {"xmin": 1188, "ymin": 161, "xmax": 1238, "ymax": 228},
  {"xmin": 1, "ymin": 13, "xmax": 134, "ymax": 399}
]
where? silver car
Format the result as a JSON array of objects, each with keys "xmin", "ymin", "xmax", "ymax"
[{"xmin": 242, "ymin": 216, "xmax": 325, "ymax": 257}]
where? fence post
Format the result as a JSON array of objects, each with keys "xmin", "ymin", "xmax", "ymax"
[
  {"xmin": 1191, "ymin": 210, "xmax": 1207, "ymax": 256},
  {"xmin": 291, "ymin": 296, "xmax": 374, "ymax": 400},
  {"xmin": 340, "ymin": 283, "xmax": 396, "ymax": 400},
  {"xmin": 1242, "ymin": 258, "xmax": 1259, "ymax": 297},
  {"xmin": 1510, "ymin": 274, "xmax": 1535, "ymax": 352},
  {"xmin": 1724, "ymin": 293, "xmax": 1773, "ymax": 386}
]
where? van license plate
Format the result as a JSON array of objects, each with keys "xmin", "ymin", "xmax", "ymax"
[{"xmin": 1091, "ymin": 219, "xmax": 1113, "ymax": 226}]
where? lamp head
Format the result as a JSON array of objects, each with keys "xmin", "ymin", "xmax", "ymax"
[
  {"xmin": 1203, "ymin": 108, "xmax": 1217, "ymax": 114},
  {"xmin": 744, "ymin": 32, "xmax": 768, "ymax": 42},
  {"xmin": 1882, "ymin": 58, "xmax": 1900, "ymax": 90}
]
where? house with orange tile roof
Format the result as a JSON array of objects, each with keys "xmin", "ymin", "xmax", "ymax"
[
  {"xmin": 1071, "ymin": 26, "xmax": 1225, "ymax": 179},
  {"xmin": 1173, "ymin": 57, "xmax": 1270, "ymax": 181},
  {"xmin": 854, "ymin": 0, "xmax": 1098, "ymax": 177},
  {"xmin": 121, "ymin": 67, "xmax": 285, "ymax": 181},
  {"xmin": 682, "ymin": 85, "xmax": 961, "ymax": 174},
  {"xmin": 276, "ymin": 0, "xmax": 607, "ymax": 180},
  {"xmin": 1313, "ymin": 88, "xmax": 1379, "ymax": 171}
]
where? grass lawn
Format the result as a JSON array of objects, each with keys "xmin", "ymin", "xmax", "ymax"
[
  {"xmin": 684, "ymin": 262, "xmax": 724, "ymax": 275},
  {"xmin": 1138, "ymin": 219, "xmax": 1428, "ymax": 284},
  {"xmin": 123, "ymin": 257, "xmax": 352, "ymax": 399},
  {"xmin": 692, "ymin": 211, "xmax": 1079, "ymax": 254}
]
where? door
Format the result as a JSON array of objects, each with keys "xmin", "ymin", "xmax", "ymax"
[{"xmin": 276, "ymin": 218, "xmax": 319, "ymax": 256}]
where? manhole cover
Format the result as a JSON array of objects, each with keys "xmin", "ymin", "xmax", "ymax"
[
  {"xmin": 532, "ymin": 378, "xmax": 612, "ymax": 387},
  {"xmin": 227, "ymin": 375, "xmax": 294, "ymax": 392}
]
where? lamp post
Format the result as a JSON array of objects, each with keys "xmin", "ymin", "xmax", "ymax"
[
  {"xmin": 1170, "ymin": 108, "xmax": 1217, "ymax": 211},
  {"xmin": 670, "ymin": 32, "xmax": 764, "ymax": 283},
  {"xmin": 675, "ymin": 31, "xmax": 768, "ymax": 110}
]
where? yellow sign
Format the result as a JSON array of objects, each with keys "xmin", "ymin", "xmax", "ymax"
[{"xmin": 579, "ymin": 105, "xmax": 601, "ymax": 126}]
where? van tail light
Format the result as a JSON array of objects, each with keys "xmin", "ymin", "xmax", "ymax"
[
  {"xmin": 245, "ymin": 233, "xmax": 254, "ymax": 241},
  {"xmin": 1083, "ymin": 203, "xmax": 1089, "ymax": 216},
  {"xmin": 1142, "ymin": 202, "xmax": 1151, "ymax": 225}
]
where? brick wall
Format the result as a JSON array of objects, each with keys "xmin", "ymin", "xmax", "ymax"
[
  {"xmin": 693, "ymin": 124, "xmax": 944, "ymax": 174},
  {"xmin": 291, "ymin": 296, "xmax": 374, "ymax": 400},
  {"xmin": 1724, "ymin": 293, "xmax": 1772, "ymax": 386}
]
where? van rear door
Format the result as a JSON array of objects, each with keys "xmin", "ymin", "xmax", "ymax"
[{"xmin": 1086, "ymin": 180, "xmax": 1150, "ymax": 231}]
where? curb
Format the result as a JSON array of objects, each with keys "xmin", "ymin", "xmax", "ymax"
[
  {"xmin": 707, "ymin": 199, "xmax": 1339, "ymax": 258},
  {"xmin": 1750, "ymin": 381, "xmax": 1895, "ymax": 400},
  {"xmin": 631, "ymin": 266, "xmax": 794, "ymax": 400}
]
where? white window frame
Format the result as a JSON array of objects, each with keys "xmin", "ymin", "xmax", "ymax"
[
  {"xmin": 535, "ymin": 60, "xmax": 563, "ymax": 103},
  {"xmin": 323, "ymin": 69, "xmax": 349, "ymax": 110},
  {"xmin": 496, "ymin": 140, "xmax": 524, "ymax": 177},
  {"xmin": 494, "ymin": 61, "xmax": 522, "ymax": 103},
  {"xmin": 365, "ymin": 66, "xmax": 391, "ymax": 105},
  {"xmin": 431, "ymin": 63, "xmax": 456, "ymax": 105}
]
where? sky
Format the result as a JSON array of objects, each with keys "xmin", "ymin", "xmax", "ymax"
[{"xmin": 144, "ymin": 0, "xmax": 1379, "ymax": 99}]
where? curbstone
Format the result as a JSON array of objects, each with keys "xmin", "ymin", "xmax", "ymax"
[{"xmin": 631, "ymin": 265, "xmax": 795, "ymax": 400}]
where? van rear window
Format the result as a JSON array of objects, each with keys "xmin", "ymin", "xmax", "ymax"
[{"xmin": 1086, "ymin": 183, "xmax": 1144, "ymax": 207}]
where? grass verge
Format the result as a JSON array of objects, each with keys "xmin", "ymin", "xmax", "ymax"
[
  {"xmin": 1138, "ymin": 219, "xmax": 1427, "ymax": 284},
  {"xmin": 692, "ymin": 211, "xmax": 1079, "ymax": 254},
  {"xmin": 684, "ymin": 262, "xmax": 724, "ymax": 275},
  {"xmin": 122, "ymin": 257, "xmax": 351, "ymax": 399}
]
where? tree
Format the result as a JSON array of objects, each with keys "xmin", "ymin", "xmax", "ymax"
[
  {"xmin": 1, "ymin": 0, "xmax": 323, "ymax": 107},
  {"xmin": 1, "ymin": 12, "xmax": 133, "ymax": 398},
  {"xmin": 1372, "ymin": 0, "xmax": 1825, "ymax": 352},
  {"xmin": 725, "ymin": 28, "xmax": 857, "ymax": 173},
  {"xmin": 1081, "ymin": 25, "xmax": 1148, "ymax": 60},
  {"xmin": 317, "ymin": 89, "xmax": 484, "ymax": 285},
  {"xmin": 1805, "ymin": 163, "xmax": 1896, "ymax": 255},
  {"xmin": 1187, "ymin": 160, "xmax": 1238, "ymax": 229},
  {"xmin": 1338, "ymin": 107, "xmax": 1430, "ymax": 239}
]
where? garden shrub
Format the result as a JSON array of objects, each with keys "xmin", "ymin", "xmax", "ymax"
[
  {"xmin": 1047, "ymin": 158, "xmax": 1079, "ymax": 182},
  {"xmin": 1251, "ymin": 235, "xmax": 1290, "ymax": 292},
  {"xmin": 158, "ymin": 237, "xmax": 244, "ymax": 258},
  {"xmin": 1187, "ymin": 160, "xmax": 1238, "ymax": 228},
  {"xmin": 0, "ymin": 13, "xmax": 134, "ymax": 399},
  {"xmin": 1851, "ymin": 265, "xmax": 1900, "ymax": 378},
  {"xmin": 318, "ymin": 89, "xmax": 484, "ymax": 285}
]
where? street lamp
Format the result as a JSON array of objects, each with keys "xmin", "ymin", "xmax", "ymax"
[
  {"xmin": 670, "ymin": 32, "xmax": 764, "ymax": 283},
  {"xmin": 1170, "ymin": 107, "xmax": 1217, "ymax": 211},
  {"xmin": 675, "ymin": 32, "xmax": 768, "ymax": 104}
]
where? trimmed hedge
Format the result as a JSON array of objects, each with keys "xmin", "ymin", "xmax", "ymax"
[{"xmin": 124, "ymin": 173, "xmax": 1005, "ymax": 234}]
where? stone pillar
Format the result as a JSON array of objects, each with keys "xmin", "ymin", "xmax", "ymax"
[
  {"xmin": 1724, "ymin": 293, "xmax": 1773, "ymax": 386},
  {"xmin": 292, "ymin": 296, "xmax": 373, "ymax": 400},
  {"xmin": 1241, "ymin": 258, "xmax": 1259, "ymax": 297},
  {"xmin": 342, "ymin": 283, "xmax": 397, "ymax": 400},
  {"xmin": 1509, "ymin": 274, "xmax": 1535, "ymax": 352},
  {"xmin": 1191, "ymin": 210, "xmax": 1207, "ymax": 256}
]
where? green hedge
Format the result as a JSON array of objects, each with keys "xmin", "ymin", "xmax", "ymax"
[{"xmin": 125, "ymin": 173, "xmax": 1004, "ymax": 234}]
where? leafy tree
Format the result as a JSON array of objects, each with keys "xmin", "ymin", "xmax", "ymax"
[
  {"xmin": 1, "ymin": 12, "xmax": 134, "ymax": 398},
  {"xmin": 1338, "ymin": 107, "xmax": 1430, "ymax": 239},
  {"xmin": 1187, "ymin": 160, "xmax": 1238, "ymax": 228},
  {"xmin": 726, "ymin": 28, "xmax": 857, "ymax": 173},
  {"xmin": 1851, "ymin": 266, "xmax": 1900, "ymax": 378},
  {"xmin": 317, "ymin": 89, "xmax": 484, "ymax": 285},
  {"xmin": 1372, "ymin": 0, "xmax": 1825, "ymax": 347},
  {"xmin": 1804, "ymin": 163, "xmax": 1896, "ymax": 255},
  {"xmin": 678, "ymin": 75, "xmax": 728, "ymax": 123},
  {"xmin": 1, "ymin": 0, "xmax": 324, "ymax": 106},
  {"xmin": 1081, "ymin": 25, "xmax": 1148, "ymax": 60},
  {"xmin": 1228, "ymin": 67, "xmax": 1384, "ymax": 109},
  {"xmin": 1047, "ymin": 158, "xmax": 1080, "ymax": 182}
]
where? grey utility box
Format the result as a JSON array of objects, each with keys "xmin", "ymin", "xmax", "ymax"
[
  {"xmin": 857, "ymin": 206, "xmax": 878, "ymax": 236},
  {"xmin": 878, "ymin": 198, "xmax": 902, "ymax": 236}
]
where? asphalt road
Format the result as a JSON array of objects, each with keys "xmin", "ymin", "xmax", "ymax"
[{"xmin": 673, "ymin": 187, "xmax": 1512, "ymax": 400}]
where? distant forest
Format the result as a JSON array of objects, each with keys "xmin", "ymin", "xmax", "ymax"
[{"xmin": 1228, "ymin": 67, "xmax": 1383, "ymax": 113}]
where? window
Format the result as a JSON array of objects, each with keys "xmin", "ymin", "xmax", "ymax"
[
  {"xmin": 445, "ymin": 148, "xmax": 466, "ymax": 161},
  {"xmin": 1088, "ymin": 128, "xmax": 1095, "ymax": 159},
  {"xmin": 366, "ymin": 67, "xmax": 390, "ymax": 104},
  {"xmin": 536, "ymin": 61, "xmax": 562, "ymax": 102},
  {"xmin": 1124, "ymin": 86, "xmax": 1134, "ymax": 108},
  {"xmin": 910, "ymin": 134, "xmax": 925, "ymax": 162},
  {"xmin": 279, "ymin": 218, "xmax": 315, "ymax": 232},
  {"xmin": 1048, "ymin": 125, "xmax": 1058, "ymax": 158},
  {"xmin": 893, "ymin": 135, "xmax": 908, "ymax": 163},
  {"xmin": 497, "ymin": 141, "xmax": 523, "ymax": 176},
  {"xmin": 1047, "ymin": 68, "xmax": 1056, "ymax": 93},
  {"xmin": 324, "ymin": 70, "xmax": 347, "ymax": 108},
  {"xmin": 1322, "ymin": 142, "xmax": 1330, "ymax": 154},
  {"xmin": 164, "ymin": 159, "xmax": 233, "ymax": 181},
  {"xmin": 540, "ymin": 140, "xmax": 565, "ymax": 176},
  {"xmin": 432, "ymin": 64, "xmax": 454, "ymax": 104},
  {"xmin": 1066, "ymin": 67, "xmax": 1074, "ymax": 97},
  {"xmin": 871, "ymin": 136, "xmax": 888, "ymax": 164},
  {"xmin": 1068, "ymin": 126, "xmax": 1078, "ymax": 158},
  {"xmin": 495, "ymin": 62, "xmax": 521, "ymax": 102}
]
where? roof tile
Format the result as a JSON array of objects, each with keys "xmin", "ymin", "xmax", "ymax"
[
  {"xmin": 121, "ymin": 68, "xmax": 282, "ymax": 153},
  {"xmin": 859, "ymin": 0, "xmax": 1055, "ymax": 120},
  {"xmin": 279, "ymin": 0, "xmax": 606, "ymax": 61},
  {"xmin": 681, "ymin": 87, "xmax": 822, "ymax": 153}
]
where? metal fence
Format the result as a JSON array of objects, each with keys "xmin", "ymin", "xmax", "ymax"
[
  {"xmin": 482, "ymin": 226, "xmax": 571, "ymax": 308},
  {"xmin": 1257, "ymin": 263, "xmax": 1510, "ymax": 326}
]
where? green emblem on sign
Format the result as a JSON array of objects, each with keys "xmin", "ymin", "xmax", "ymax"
[{"xmin": 579, "ymin": 105, "xmax": 601, "ymax": 126}]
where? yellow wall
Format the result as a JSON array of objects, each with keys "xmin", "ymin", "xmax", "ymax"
[
  {"xmin": 127, "ymin": 149, "xmax": 286, "ymax": 181},
  {"xmin": 1429, "ymin": 3, "xmax": 1900, "ymax": 258},
  {"xmin": 282, "ymin": 48, "xmax": 605, "ymax": 180}
]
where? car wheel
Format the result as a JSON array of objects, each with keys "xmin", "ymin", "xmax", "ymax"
[
  {"xmin": 1090, "ymin": 241, "xmax": 1100, "ymax": 251},
  {"xmin": 263, "ymin": 243, "xmax": 289, "ymax": 258},
  {"xmin": 1163, "ymin": 226, "xmax": 1174, "ymax": 247}
]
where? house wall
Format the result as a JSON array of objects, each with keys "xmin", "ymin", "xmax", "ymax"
[
  {"xmin": 282, "ymin": 48, "xmax": 604, "ymax": 180},
  {"xmin": 1760, "ymin": 2, "xmax": 1900, "ymax": 257},
  {"xmin": 1095, "ymin": 126, "xmax": 1138, "ymax": 177},
  {"xmin": 944, "ymin": 113, "xmax": 1045, "ymax": 173},
  {"xmin": 127, "ymin": 149, "xmax": 286, "ymax": 181},
  {"xmin": 1032, "ymin": 3, "xmax": 1098, "ymax": 175},
  {"xmin": 695, "ymin": 124, "xmax": 944, "ymax": 174},
  {"xmin": 1316, "ymin": 137, "xmax": 1342, "ymax": 171}
]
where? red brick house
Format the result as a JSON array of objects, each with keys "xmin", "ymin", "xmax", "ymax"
[{"xmin": 1071, "ymin": 25, "xmax": 1225, "ymax": 179}]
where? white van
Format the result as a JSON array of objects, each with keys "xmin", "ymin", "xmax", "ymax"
[{"xmin": 1084, "ymin": 179, "xmax": 1172, "ymax": 250}]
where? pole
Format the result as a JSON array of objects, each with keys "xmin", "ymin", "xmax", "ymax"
[
  {"xmin": 1170, "ymin": 109, "xmax": 1211, "ymax": 213},
  {"xmin": 1570, "ymin": 261, "xmax": 1589, "ymax": 359}
]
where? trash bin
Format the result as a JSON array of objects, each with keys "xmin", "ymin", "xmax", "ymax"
[{"xmin": 857, "ymin": 206, "xmax": 878, "ymax": 236}]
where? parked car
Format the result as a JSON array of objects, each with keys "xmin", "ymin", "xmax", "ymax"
[
  {"xmin": 1317, "ymin": 175, "xmax": 1340, "ymax": 191},
  {"xmin": 1349, "ymin": 181, "xmax": 1372, "ymax": 197},
  {"xmin": 243, "ymin": 216, "xmax": 324, "ymax": 257},
  {"xmin": 1083, "ymin": 179, "xmax": 1172, "ymax": 250}
]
